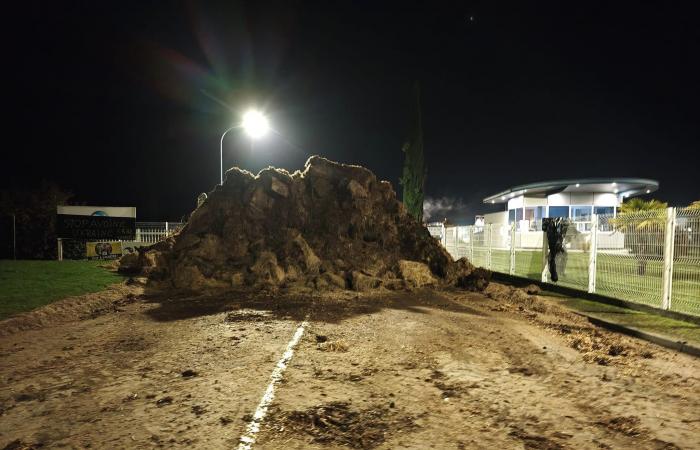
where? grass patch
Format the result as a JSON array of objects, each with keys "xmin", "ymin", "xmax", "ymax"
[
  {"xmin": 543, "ymin": 293, "xmax": 700, "ymax": 345},
  {"xmin": 0, "ymin": 260, "xmax": 125, "ymax": 320}
]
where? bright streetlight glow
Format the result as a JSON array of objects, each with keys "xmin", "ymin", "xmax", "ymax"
[{"xmin": 242, "ymin": 110, "xmax": 270, "ymax": 139}]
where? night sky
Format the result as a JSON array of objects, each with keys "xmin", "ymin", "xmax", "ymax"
[{"xmin": 3, "ymin": 1, "xmax": 699, "ymax": 223}]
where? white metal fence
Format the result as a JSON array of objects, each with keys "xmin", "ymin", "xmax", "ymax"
[
  {"xmin": 135, "ymin": 222, "xmax": 184, "ymax": 243},
  {"xmin": 436, "ymin": 207, "xmax": 700, "ymax": 316}
]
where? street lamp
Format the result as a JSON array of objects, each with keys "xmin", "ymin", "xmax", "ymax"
[
  {"xmin": 242, "ymin": 110, "xmax": 270, "ymax": 138},
  {"xmin": 220, "ymin": 109, "xmax": 270, "ymax": 184}
]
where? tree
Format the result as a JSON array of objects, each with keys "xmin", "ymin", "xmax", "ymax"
[
  {"xmin": 0, "ymin": 183, "xmax": 73, "ymax": 259},
  {"xmin": 400, "ymin": 82, "xmax": 426, "ymax": 222},
  {"xmin": 612, "ymin": 198, "xmax": 667, "ymax": 275},
  {"xmin": 688, "ymin": 200, "xmax": 700, "ymax": 210}
]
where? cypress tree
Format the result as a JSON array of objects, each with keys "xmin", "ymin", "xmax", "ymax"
[{"xmin": 400, "ymin": 82, "xmax": 426, "ymax": 222}]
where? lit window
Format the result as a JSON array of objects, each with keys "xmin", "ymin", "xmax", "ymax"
[
  {"xmin": 571, "ymin": 206, "xmax": 592, "ymax": 222},
  {"xmin": 548, "ymin": 206, "xmax": 569, "ymax": 218},
  {"xmin": 594, "ymin": 206, "xmax": 614, "ymax": 216}
]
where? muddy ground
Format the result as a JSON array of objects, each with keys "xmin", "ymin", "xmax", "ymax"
[{"xmin": 1, "ymin": 283, "xmax": 698, "ymax": 449}]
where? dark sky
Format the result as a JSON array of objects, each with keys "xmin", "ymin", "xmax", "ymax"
[{"xmin": 3, "ymin": 1, "xmax": 699, "ymax": 222}]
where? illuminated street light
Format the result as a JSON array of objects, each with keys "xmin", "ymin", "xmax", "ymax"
[
  {"xmin": 242, "ymin": 110, "xmax": 270, "ymax": 139},
  {"xmin": 219, "ymin": 109, "xmax": 271, "ymax": 184}
]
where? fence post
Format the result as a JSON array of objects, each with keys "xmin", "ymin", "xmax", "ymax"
[
  {"xmin": 661, "ymin": 207, "xmax": 677, "ymax": 310},
  {"xmin": 457, "ymin": 227, "xmax": 461, "ymax": 258},
  {"xmin": 57, "ymin": 238, "xmax": 63, "ymax": 261},
  {"xmin": 441, "ymin": 223, "xmax": 446, "ymax": 247},
  {"xmin": 452, "ymin": 227, "xmax": 458, "ymax": 257},
  {"xmin": 509, "ymin": 221, "xmax": 516, "ymax": 275},
  {"xmin": 541, "ymin": 230, "xmax": 549, "ymax": 283},
  {"xmin": 468, "ymin": 226, "xmax": 474, "ymax": 262},
  {"xmin": 588, "ymin": 214, "xmax": 598, "ymax": 293},
  {"xmin": 165, "ymin": 221, "xmax": 169, "ymax": 234},
  {"xmin": 486, "ymin": 224, "xmax": 492, "ymax": 270}
]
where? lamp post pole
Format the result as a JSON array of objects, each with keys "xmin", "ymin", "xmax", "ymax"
[
  {"xmin": 219, "ymin": 110, "xmax": 269, "ymax": 184},
  {"xmin": 219, "ymin": 125, "xmax": 237, "ymax": 185}
]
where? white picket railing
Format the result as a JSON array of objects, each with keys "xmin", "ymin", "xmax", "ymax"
[
  {"xmin": 135, "ymin": 222, "xmax": 184, "ymax": 243},
  {"xmin": 435, "ymin": 207, "xmax": 700, "ymax": 316}
]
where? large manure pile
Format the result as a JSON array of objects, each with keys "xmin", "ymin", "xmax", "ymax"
[{"xmin": 121, "ymin": 156, "xmax": 489, "ymax": 292}]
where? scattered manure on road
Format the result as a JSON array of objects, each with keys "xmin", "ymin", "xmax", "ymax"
[{"xmin": 265, "ymin": 401, "xmax": 416, "ymax": 449}]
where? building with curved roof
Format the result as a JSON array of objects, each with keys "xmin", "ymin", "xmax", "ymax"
[{"xmin": 481, "ymin": 178, "xmax": 659, "ymax": 231}]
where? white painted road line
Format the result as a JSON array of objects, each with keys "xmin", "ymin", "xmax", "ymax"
[{"xmin": 237, "ymin": 319, "xmax": 309, "ymax": 450}]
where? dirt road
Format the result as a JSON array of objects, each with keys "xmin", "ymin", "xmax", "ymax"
[{"xmin": 1, "ymin": 284, "xmax": 698, "ymax": 449}]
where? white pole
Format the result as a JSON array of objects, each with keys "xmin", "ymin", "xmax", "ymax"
[
  {"xmin": 453, "ymin": 226, "xmax": 458, "ymax": 258},
  {"xmin": 541, "ymin": 229, "xmax": 549, "ymax": 283},
  {"xmin": 57, "ymin": 238, "xmax": 63, "ymax": 261},
  {"xmin": 509, "ymin": 221, "xmax": 516, "ymax": 275},
  {"xmin": 588, "ymin": 214, "xmax": 598, "ymax": 293},
  {"xmin": 469, "ymin": 225, "xmax": 474, "ymax": 262},
  {"xmin": 220, "ymin": 125, "xmax": 237, "ymax": 185},
  {"xmin": 486, "ymin": 224, "xmax": 492, "ymax": 270},
  {"xmin": 661, "ymin": 207, "xmax": 677, "ymax": 310}
]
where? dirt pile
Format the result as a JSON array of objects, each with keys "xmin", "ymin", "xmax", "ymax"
[{"xmin": 121, "ymin": 156, "xmax": 489, "ymax": 292}]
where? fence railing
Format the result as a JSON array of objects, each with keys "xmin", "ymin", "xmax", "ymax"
[
  {"xmin": 435, "ymin": 207, "xmax": 700, "ymax": 317},
  {"xmin": 135, "ymin": 222, "xmax": 184, "ymax": 243}
]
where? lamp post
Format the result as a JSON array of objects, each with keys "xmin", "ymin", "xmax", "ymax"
[{"xmin": 219, "ymin": 110, "xmax": 270, "ymax": 184}]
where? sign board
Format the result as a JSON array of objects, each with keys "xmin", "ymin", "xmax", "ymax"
[
  {"xmin": 56, "ymin": 206, "xmax": 136, "ymax": 240},
  {"xmin": 86, "ymin": 241, "xmax": 123, "ymax": 260}
]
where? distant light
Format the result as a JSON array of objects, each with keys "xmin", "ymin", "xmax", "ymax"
[
  {"xmin": 612, "ymin": 182, "xmax": 617, "ymax": 186},
  {"xmin": 242, "ymin": 110, "xmax": 270, "ymax": 139},
  {"xmin": 501, "ymin": 196, "xmax": 505, "ymax": 200},
  {"xmin": 646, "ymin": 189, "xmax": 651, "ymax": 194},
  {"xmin": 614, "ymin": 189, "xmax": 619, "ymax": 194},
  {"xmin": 523, "ymin": 189, "xmax": 528, "ymax": 193},
  {"xmin": 491, "ymin": 200, "xmax": 495, "ymax": 204},
  {"xmin": 575, "ymin": 183, "xmax": 580, "ymax": 188}
]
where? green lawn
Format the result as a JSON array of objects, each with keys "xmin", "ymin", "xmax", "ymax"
[
  {"xmin": 469, "ymin": 249, "xmax": 700, "ymax": 316},
  {"xmin": 542, "ymin": 292, "xmax": 700, "ymax": 346},
  {"xmin": 0, "ymin": 260, "xmax": 125, "ymax": 320}
]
